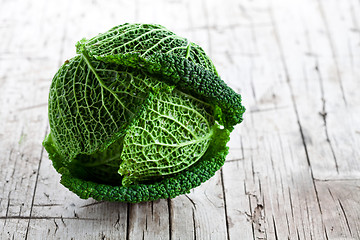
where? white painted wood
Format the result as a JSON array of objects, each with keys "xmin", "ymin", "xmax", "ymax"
[
  {"xmin": 1, "ymin": 0, "xmax": 360, "ymax": 239},
  {"xmin": 127, "ymin": 200, "xmax": 170, "ymax": 240},
  {"xmin": 27, "ymin": 217, "xmax": 128, "ymax": 240},
  {"xmin": 0, "ymin": 0, "xmax": 68, "ymax": 239},
  {"xmin": 269, "ymin": 0, "xmax": 360, "ymax": 180},
  {"xmin": 316, "ymin": 180, "xmax": 360, "ymax": 239},
  {"xmin": 169, "ymin": 195, "xmax": 196, "ymax": 240},
  {"xmin": 0, "ymin": 219, "xmax": 28, "ymax": 239},
  {"xmin": 185, "ymin": 172, "xmax": 228, "ymax": 240}
]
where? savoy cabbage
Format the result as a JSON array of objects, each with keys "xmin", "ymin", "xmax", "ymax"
[{"xmin": 43, "ymin": 23, "xmax": 245, "ymax": 202}]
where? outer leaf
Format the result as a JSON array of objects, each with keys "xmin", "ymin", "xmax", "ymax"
[
  {"xmin": 76, "ymin": 23, "xmax": 218, "ymax": 75},
  {"xmin": 119, "ymin": 88, "xmax": 215, "ymax": 186},
  {"xmin": 59, "ymin": 127, "xmax": 230, "ymax": 203},
  {"xmin": 77, "ymin": 24, "xmax": 245, "ymax": 128},
  {"xmin": 47, "ymin": 54, "xmax": 162, "ymax": 166}
]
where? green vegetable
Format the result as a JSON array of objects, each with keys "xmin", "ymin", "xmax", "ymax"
[{"xmin": 43, "ymin": 23, "xmax": 245, "ymax": 203}]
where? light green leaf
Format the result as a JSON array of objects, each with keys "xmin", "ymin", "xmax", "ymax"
[{"xmin": 119, "ymin": 89, "xmax": 215, "ymax": 186}]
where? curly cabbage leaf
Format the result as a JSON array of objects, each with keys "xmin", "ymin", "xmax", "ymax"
[
  {"xmin": 120, "ymin": 89, "xmax": 215, "ymax": 186},
  {"xmin": 77, "ymin": 23, "xmax": 218, "ymax": 74},
  {"xmin": 43, "ymin": 23, "xmax": 245, "ymax": 203}
]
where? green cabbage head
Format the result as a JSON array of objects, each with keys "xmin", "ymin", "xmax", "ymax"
[{"xmin": 43, "ymin": 23, "xmax": 245, "ymax": 203}]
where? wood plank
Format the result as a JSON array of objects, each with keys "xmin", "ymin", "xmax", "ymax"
[
  {"xmin": 315, "ymin": 180, "xmax": 360, "ymax": 239},
  {"xmin": 169, "ymin": 195, "xmax": 196, "ymax": 240},
  {"xmin": 210, "ymin": 2, "xmax": 269, "ymax": 239},
  {"xmin": 0, "ymin": 1, "xmax": 69, "ymax": 238},
  {"xmin": 214, "ymin": 1, "xmax": 332, "ymax": 238},
  {"xmin": 127, "ymin": 200, "xmax": 170, "ymax": 240},
  {"xmin": 0, "ymin": 219, "xmax": 28, "ymax": 240},
  {"xmin": 224, "ymin": 109, "xmax": 328, "ymax": 240},
  {"xmin": 125, "ymin": 170, "xmax": 228, "ymax": 240},
  {"xmin": 185, "ymin": 172, "xmax": 228, "ymax": 240},
  {"xmin": 270, "ymin": 0, "xmax": 360, "ymax": 180},
  {"xmin": 27, "ymin": 218, "xmax": 127, "ymax": 240},
  {"xmin": 1, "ymin": 0, "xmax": 360, "ymax": 239}
]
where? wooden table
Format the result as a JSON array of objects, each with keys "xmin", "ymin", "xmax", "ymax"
[{"xmin": 1, "ymin": 0, "xmax": 359, "ymax": 239}]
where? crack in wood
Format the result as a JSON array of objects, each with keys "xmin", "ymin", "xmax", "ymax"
[
  {"xmin": 324, "ymin": 225, "xmax": 330, "ymax": 240},
  {"xmin": 315, "ymin": 64, "xmax": 340, "ymax": 173},
  {"xmin": 33, "ymin": 203, "xmax": 61, "ymax": 207},
  {"xmin": 285, "ymin": 213, "xmax": 291, "ymax": 238},
  {"xmin": 296, "ymin": 228, "xmax": 301, "ymax": 240},
  {"xmin": 244, "ymin": 183, "xmax": 256, "ymax": 240},
  {"xmin": 100, "ymin": 231, "xmax": 106, "ymax": 240},
  {"xmin": 327, "ymin": 188, "xmax": 335, "ymax": 201},
  {"xmin": 225, "ymin": 158, "xmax": 244, "ymax": 163},
  {"xmin": 272, "ymin": 215, "xmax": 279, "ymax": 240},
  {"xmin": 337, "ymin": 199, "xmax": 352, "ymax": 236},
  {"xmin": 4, "ymin": 191, "xmax": 11, "ymax": 226},
  {"xmin": 0, "ymin": 216, "xmax": 97, "ymax": 220},
  {"xmin": 60, "ymin": 216, "xmax": 66, "ymax": 227},
  {"xmin": 220, "ymin": 169, "xmax": 230, "ymax": 240},
  {"xmin": 287, "ymin": 188, "xmax": 294, "ymax": 220},
  {"xmin": 184, "ymin": 195, "xmax": 196, "ymax": 209},
  {"xmin": 167, "ymin": 198, "xmax": 172, "ymax": 240},
  {"xmin": 126, "ymin": 203, "xmax": 131, "ymax": 240},
  {"xmin": 315, "ymin": 178, "xmax": 360, "ymax": 182},
  {"xmin": 253, "ymin": 204, "xmax": 265, "ymax": 238},
  {"xmin": 79, "ymin": 201, "xmax": 104, "ymax": 208},
  {"xmin": 24, "ymin": 127, "xmax": 48, "ymax": 240},
  {"xmin": 17, "ymin": 103, "xmax": 47, "ymax": 112},
  {"xmin": 73, "ymin": 210, "xmax": 79, "ymax": 219},
  {"xmin": 317, "ymin": 0, "xmax": 348, "ymax": 105},
  {"xmin": 192, "ymin": 208, "xmax": 197, "ymax": 240},
  {"xmin": 145, "ymin": 213, "xmax": 148, "ymax": 231},
  {"xmin": 268, "ymin": 3, "xmax": 332, "ymax": 239},
  {"xmin": 53, "ymin": 219, "xmax": 58, "ymax": 234},
  {"xmin": 251, "ymin": 157, "xmax": 255, "ymax": 184},
  {"xmin": 114, "ymin": 212, "xmax": 121, "ymax": 229},
  {"xmin": 10, "ymin": 150, "xmax": 18, "ymax": 180}
]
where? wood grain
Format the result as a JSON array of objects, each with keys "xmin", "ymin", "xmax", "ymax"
[{"xmin": 0, "ymin": 0, "xmax": 359, "ymax": 239}]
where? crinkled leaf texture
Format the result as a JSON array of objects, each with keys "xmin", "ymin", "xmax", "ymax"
[{"xmin": 43, "ymin": 23, "xmax": 245, "ymax": 203}]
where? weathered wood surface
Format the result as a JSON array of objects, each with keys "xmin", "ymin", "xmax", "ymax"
[{"xmin": 0, "ymin": 0, "xmax": 359, "ymax": 239}]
